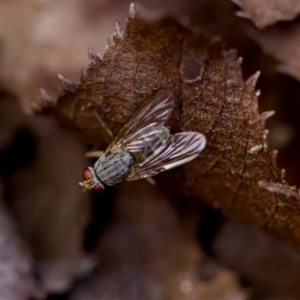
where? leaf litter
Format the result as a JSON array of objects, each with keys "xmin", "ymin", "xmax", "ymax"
[
  {"xmin": 232, "ymin": 0, "xmax": 300, "ymax": 29},
  {"xmin": 3, "ymin": 0, "xmax": 300, "ymax": 299}
]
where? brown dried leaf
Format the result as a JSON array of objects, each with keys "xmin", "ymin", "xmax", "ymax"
[
  {"xmin": 54, "ymin": 5, "xmax": 300, "ymax": 252},
  {"xmin": 232, "ymin": 0, "xmax": 300, "ymax": 29}
]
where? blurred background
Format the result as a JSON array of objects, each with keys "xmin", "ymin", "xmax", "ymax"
[{"xmin": 1, "ymin": 0, "xmax": 300, "ymax": 299}]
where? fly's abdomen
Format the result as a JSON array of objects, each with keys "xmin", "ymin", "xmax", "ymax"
[
  {"xmin": 94, "ymin": 151, "xmax": 134, "ymax": 186},
  {"xmin": 125, "ymin": 126, "xmax": 170, "ymax": 163}
]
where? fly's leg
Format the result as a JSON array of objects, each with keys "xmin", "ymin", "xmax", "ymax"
[
  {"xmin": 85, "ymin": 104, "xmax": 113, "ymax": 158},
  {"xmin": 145, "ymin": 177, "xmax": 156, "ymax": 185},
  {"xmin": 85, "ymin": 102, "xmax": 114, "ymax": 140},
  {"xmin": 85, "ymin": 151, "xmax": 104, "ymax": 158},
  {"xmin": 85, "ymin": 102, "xmax": 154, "ymax": 186},
  {"xmin": 92, "ymin": 109, "xmax": 114, "ymax": 140}
]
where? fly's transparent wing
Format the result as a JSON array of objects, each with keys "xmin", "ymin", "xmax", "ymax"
[
  {"xmin": 124, "ymin": 125, "xmax": 170, "ymax": 153},
  {"xmin": 125, "ymin": 132, "xmax": 206, "ymax": 180},
  {"xmin": 105, "ymin": 90, "xmax": 174, "ymax": 152},
  {"xmin": 140, "ymin": 132, "xmax": 206, "ymax": 173}
]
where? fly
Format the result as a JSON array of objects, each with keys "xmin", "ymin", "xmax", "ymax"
[{"xmin": 79, "ymin": 90, "xmax": 206, "ymax": 192}]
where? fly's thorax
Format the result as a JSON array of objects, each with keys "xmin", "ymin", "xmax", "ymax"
[{"xmin": 94, "ymin": 150, "xmax": 134, "ymax": 186}]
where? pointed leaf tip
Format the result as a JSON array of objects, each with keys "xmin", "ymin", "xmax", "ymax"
[
  {"xmin": 258, "ymin": 181, "xmax": 299, "ymax": 198},
  {"xmin": 237, "ymin": 57, "xmax": 243, "ymax": 65},
  {"xmin": 260, "ymin": 110, "xmax": 275, "ymax": 122},
  {"xmin": 129, "ymin": 3, "xmax": 137, "ymax": 19},
  {"xmin": 40, "ymin": 88, "xmax": 51, "ymax": 102},
  {"xmin": 40, "ymin": 88, "xmax": 54, "ymax": 108},
  {"xmin": 231, "ymin": 0, "xmax": 242, "ymax": 6},
  {"xmin": 88, "ymin": 48, "xmax": 102, "ymax": 66},
  {"xmin": 271, "ymin": 149, "xmax": 278, "ymax": 160},
  {"xmin": 80, "ymin": 68, "xmax": 88, "ymax": 81},
  {"xmin": 236, "ymin": 11, "xmax": 251, "ymax": 19},
  {"xmin": 58, "ymin": 74, "xmax": 77, "ymax": 93},
  {"xmin": 246, "ymin": 71, "xmax": 261, "ymax": 87},
  {"xmin": 114, "ymin": 21, "xmax": 124, "ymax": 39}
]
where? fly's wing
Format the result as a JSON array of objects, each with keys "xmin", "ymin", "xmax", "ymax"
[
  {"xmin": 125, "ymin": 132, "xmax": 206, "ymax": 180},
  {"xmin": 105, "ymin": 90, "xmax": 174, "ymax": 152},
  {"xmin": 124, "ymin": 125, "xmax": 170, "ymax": 153}
]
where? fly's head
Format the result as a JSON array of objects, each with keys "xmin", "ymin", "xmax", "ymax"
[{"xmin": 79, "ymin": 167, "xmax": 104, "ymax": 192}]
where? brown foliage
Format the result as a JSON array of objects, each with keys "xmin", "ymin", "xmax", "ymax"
[
  {"xmin": 54, "ymin": 4, "xmax": 300, "ymax": 252},
  {"xmin": 3, "ymin": 0, "xmax": 300, "ymax": 299}
]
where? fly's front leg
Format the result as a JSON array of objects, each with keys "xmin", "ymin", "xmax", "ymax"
[{"xmin": 85, "ymin": 151, "xmax": 104, "ymax": 158}]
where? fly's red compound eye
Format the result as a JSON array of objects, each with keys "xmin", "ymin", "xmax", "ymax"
[
  {"xmin": 82, "ymin": 167, "xmax": 93, "ymax": 181},
  {"xmin": 80, "ymin": 167, "xmax": 104, "ymax": 193},
  {"xmin": 91, "ymin": 183, "xmax": 104, "ymax": 193}
]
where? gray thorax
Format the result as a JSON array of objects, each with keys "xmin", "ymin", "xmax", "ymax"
[{"xmin": 94, "ymin": 151, "xmax": 134, "ymax": 186}]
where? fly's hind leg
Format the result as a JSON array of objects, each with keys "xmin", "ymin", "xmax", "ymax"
[
  {"xmin": 85, "ymin": 151, "xmax": 104, "ymax": 158},
  {"xmin": 85, "ymin": 103, "xmax": 113, "ymax": 158},
  {"xmin": 145, "ymin": 177, "xmax": 156, "ymax": 185},
  {"xmin": 85, "ymin": 102, "xmax": 114, "ymax": 140}
]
